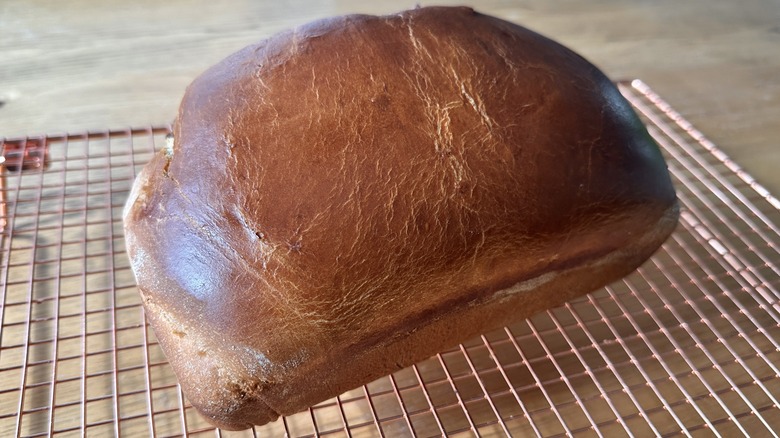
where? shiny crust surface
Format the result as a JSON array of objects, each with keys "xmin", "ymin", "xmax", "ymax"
[{"xmin": 124, "ymin": 6, "xmax": 678, "ymax": 429}]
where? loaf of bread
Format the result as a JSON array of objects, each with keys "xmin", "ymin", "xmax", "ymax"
[{"xmin": 124, "ymin": 6, "xmax": 678, "ymax": 430}]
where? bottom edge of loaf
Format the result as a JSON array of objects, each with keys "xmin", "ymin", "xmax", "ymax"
[
  {"xmin": 260, "ymin": 202, "xmax": 680, "ymax": 425},
  {"xmin": 148, "ymin": 202, "xmax": 680, "ymax": 430}
]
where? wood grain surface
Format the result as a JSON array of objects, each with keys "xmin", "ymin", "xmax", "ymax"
[{"xmin": 1, "ymin": 0, "xmax": 779, "ymax": 193}]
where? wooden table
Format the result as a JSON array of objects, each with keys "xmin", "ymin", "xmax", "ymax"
[{"xmin": 2, "ymin": 0, "xmax": 779, "ymax": 194}]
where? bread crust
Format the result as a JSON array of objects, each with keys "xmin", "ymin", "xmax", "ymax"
[{"xmin": 124, "ymin": 6, "xmax": 678, "ymax": 429}]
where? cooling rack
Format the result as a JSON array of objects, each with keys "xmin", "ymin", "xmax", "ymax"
[{"xmin": 1, "ymin": 80, "xmax": 779, "ymax": 437}]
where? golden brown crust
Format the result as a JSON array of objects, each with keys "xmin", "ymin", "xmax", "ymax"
[{"xmin": 124, "ymin": 6, "xmax": 678, "ymax": 430}]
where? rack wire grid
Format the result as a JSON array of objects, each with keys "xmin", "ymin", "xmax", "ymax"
[{"xmin": 1, "ymin": 79, "xmax": 779, "ymax": 437}]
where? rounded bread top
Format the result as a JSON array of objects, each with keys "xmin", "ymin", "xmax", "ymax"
[{"xmin": 125, "ymin": 6, "xmax": 675, "ymax": 368}]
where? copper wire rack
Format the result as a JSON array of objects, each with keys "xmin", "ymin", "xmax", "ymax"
[{"xmin": 1, "ymin": 80, "xmax": 780, "ymax": 437}]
